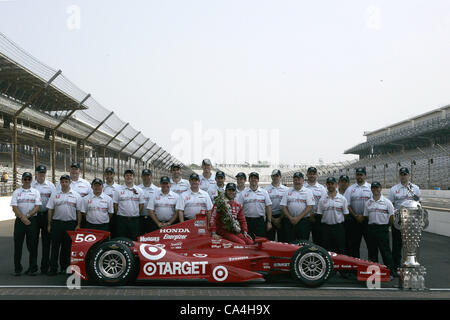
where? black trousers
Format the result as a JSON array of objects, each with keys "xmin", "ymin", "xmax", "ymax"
[
  {"xmin": 14, "ymin": 217, "xmax": 38, "ymax": 273},
  {"xmin": 116, "ymin": 215, "xmax": 140, "ymax": 241},
  {"xmin": 345, "ymin": 215, "xmax": 368, "ymax": 259},
  {"xmin": 140, "ymin": 216, "xmax": 158, "ymax": 235},
  {"xmin": 85, "ymin": 222, "xmax": 110, "ymax": 232},
  {"xmin": 311, "ymin": 215, "xmax": 322, "ymax": 246},
  {"xmin": 321, "ymin": 222, "xmax": 346, "ymax": 254},
  {"xmin": 266, "ymin": 214, "xmax": 287, "ymax": 242},
  {"xmin": 391, "ymin": 227, "xmax": 402, "ymax": 270},
  {"xmin": 367, "ymin": 224, "xmax": 394, "ymax": 272},
  {"xmin": 36, "ymin": 211, "xmax": 51, "ymax": 272},
  {"xmin": 49, "ymin": 220, "xmax": 77, "ymax": 273},
  {"xmin": 282, "ymin": 216, "xmax": 311, "ymax": 243},
  {"xmin": 245, "ymin": 217, "xmax": 266, "ymax": 239}
]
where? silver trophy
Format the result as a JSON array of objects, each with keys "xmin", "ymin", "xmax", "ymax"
[{"xmin": 393, "ymin": 184, "xmax": 429, "ymax": 290}]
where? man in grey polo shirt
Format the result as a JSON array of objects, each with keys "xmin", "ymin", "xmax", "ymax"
[
  {"xmin": 265, "ymin": 169, "xmax": 288, "ymax": 242},
  {"xmin": 138, "ymin": 169, "xmax": 160, "ymax": 235},
  {"xmin": 81, "ymin": 178, "xmax": 114, "ymax": 231},
  {"xmin": 148, "ymin": 176, "xmax": 179, "ymax": 230}
]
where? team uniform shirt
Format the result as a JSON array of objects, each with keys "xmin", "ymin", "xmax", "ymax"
[
  {"xmin": 138, "ymin": 183, "xmax": 160, "ymax": 216},
  {"xmin": 112, "ymin": 185, "xmax": 145, "ymax": 217},
  {"xmin": 280, "ymin": 187, "xmax": 315, "ymax": 217},
  {"xmin": 56, "ymin": 178, "xmax": 92, "ymax": 197},
  {"xmin": 103, "ymin": 182, "xmax": 120, "ymax": 199},
  {"xmin": 265, "ymin": 184, "xmax": 289, "ymax": 216},
  {"xmin": 303, "ymin": 181, "xmax": 327, "ymax": 213},
  {"xmin": 208, "ymin": 185, "xmax": 225, "ymax": 202},
  {"xmin": 176, "ymin": 189, "xmax": 213, "ymax": 220},
  {"xmin": 10, "ymin": 187, "xmax": 42, "ymax": 217},
  {"xmin": 344, "ymin": 182, "xmax": 372, "ymax": 215},
  {"xmin": 81, "ymin": 193, "xmax": 114, "ymax": 224},
  {"xmin": 170, "ymin": 178, "xmax": 190, "ymax": 195},
  {"xmin": 388, "ymin": 183, "xmax": 422, "ymax": 210},
  {"xmin": 147, "ymin": 190, "xmax": 179, "ymax": 222},
  {"xmin": 31, "ymin": 180, "xmax": 56, "ymax": 212},
  {"xmin": 364, "ymin": 196, "xmax": 395, "ymax": 225},
  {"xmin": 317, "ymin": 193, "xmax": 349, "ymax": 225},
  {"xmin": 199, "ymin": 173, "xmax": 217, "ymax": 194},
  {"xmin": 46, "ymin": 189, "xmax": 82, "ymax": 221},
  {"xmin": 235, "ymin": 187, "xmax": 272, "ymax": 218},
  {"xmin": 236, "ymin": 186, "xmax": 246, "ymax": 198}
]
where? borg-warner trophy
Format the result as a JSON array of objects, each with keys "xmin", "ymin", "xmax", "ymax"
[{"xmin": 393, "ymin": 183, "xmax": 429, "ymax": 290}]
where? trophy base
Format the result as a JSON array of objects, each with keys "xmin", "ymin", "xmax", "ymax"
[{"xmin": 398, "ymin": 266, "xmax": 427, "ymax": 290}]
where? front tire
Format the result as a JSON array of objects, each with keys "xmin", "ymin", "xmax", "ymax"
[
  {"xmin": 290, "ymin": 245, "xmax": 333, "ymax": 287},
  {"xmin": 88, "ymin": 241, "xmax": 136, "ymax": 286}
]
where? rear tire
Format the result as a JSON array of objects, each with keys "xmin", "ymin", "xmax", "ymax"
[{"xmin": 290, "ymin": 245, "xmax": 333, "ymax": 287}]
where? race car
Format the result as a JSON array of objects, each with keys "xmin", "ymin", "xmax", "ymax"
[{"xmin": 68, "ymin": 213, "xmax": 391, "ymax": 287}]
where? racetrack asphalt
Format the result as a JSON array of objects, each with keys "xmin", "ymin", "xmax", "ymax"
[{"xmin": 0, "ymin": 219, "xmax": 449, "ymax": 301}]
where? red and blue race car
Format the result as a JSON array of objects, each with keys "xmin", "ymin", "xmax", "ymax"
[{"xmin": 68, "ymin": 213, "xmax": 391, "ymax": 287}]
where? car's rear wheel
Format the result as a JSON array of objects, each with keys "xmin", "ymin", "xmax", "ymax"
[
  {"xmin": 290, "ymin": 245, "xmax": 333, "ymax": 287},
  {"xmin": 88, "ymin": 241, "xmax": 136, "ymax": 286}
]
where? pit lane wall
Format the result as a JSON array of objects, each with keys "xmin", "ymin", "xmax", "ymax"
[{"xmin": 1, "ymin": 193, "xmax": 449, "ymax": 237}]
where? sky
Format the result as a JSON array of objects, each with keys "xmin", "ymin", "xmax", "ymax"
[{"xmin": 1, "ymin": 0, "xmax": 450, "ymax": 166}]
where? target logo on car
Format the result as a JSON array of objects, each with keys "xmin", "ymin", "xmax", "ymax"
[
  {"xmin": 212, "ymin": 266, "xmax": 228, "ymax": 282},
  {"xmin": 139, "ymin": 244, "xmax": 167, "ymax": 261}
]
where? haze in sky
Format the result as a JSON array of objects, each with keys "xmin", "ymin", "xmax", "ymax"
[{"xmin": 1, "ymin": 0, "xmax": 450, "ymax": 166}]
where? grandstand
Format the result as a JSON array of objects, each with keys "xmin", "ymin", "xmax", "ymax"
[{"xmin": 0, "ymin": 32, "xmax": 192, "ymax": 195}]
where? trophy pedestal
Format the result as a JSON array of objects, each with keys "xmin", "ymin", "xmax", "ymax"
[{"xmin": 398, "ymin": 266, "xmax": 426, "ymax": 290}]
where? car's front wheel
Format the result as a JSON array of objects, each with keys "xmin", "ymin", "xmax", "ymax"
[{"xmin": 290, "ymin": 245, "xmax": 333, "ymax": 287}]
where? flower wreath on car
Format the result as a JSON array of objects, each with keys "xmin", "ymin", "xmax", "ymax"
[{"xmin": 214, "ymin": 190, "xmax": 241, "ymax": 234}]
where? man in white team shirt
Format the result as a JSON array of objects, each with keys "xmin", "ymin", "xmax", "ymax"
[
  {"xmin": 147, "ymin": 176, "xmax": 179, "ymax": 229},
  {"xmin": 303, "ymin": 167, "xmax": 327, "ymax": 246},
  {"xmin": 280, "ymin": 172, "xmax": 315, "ymax": 243},
  {"xmin": 236, "ymin": 172, "xmax": 273, "ymax": 239},
  {"xmin": 169, "ymin": 164, "xmax": 190, "ymax": 195},
  {"xmin": 388, "ymin": 167, "xmax": 422, "ymax": 273},
  {"xmin": 31, "ymin": 165, "xmax": 56, "ymax": 275},
  {"xmin": 81, "ymin": 178, "xmax": 114, "ymax": 231},
  {"xmin": 177, "ymin": 173, "xmax": 213, "ymax": 222},
  {"xmin": 113, "ymin": 169, "xmax": 145, "ymax": 240},
  {"xmin": 208, "ymin": 170, "xmax": 226, "ymax": 201},
  {"xmin": 364, "ymin": 181, "xmax": 395, "ymax": 277},
  {"xmin": 235, "ymin": 172, "xmax": 247, "ymax": 197},
  {"xmin": 317, "ymin": 177, "xmax": 349, "ymax": 254},
  {"xmin": 56, "ymin": 162, "xmax": 92, "ymax": 197},
  {"xmin": 103, "ymin": 167, "xmax": 120, "ymax": 237},
  {"xmin": 265, "ymin": 169, "xmax": 288, "ymax": 242},
  {"xmin": 199, "ymin": 159, "xmax": 217, "ymax": 194},
  {"xmin": 138, "ymin": 169, "xmax": 160, "ymax": 234},
  {"xmin": 11, "ymin": 172, "xmax": 42, "ymax": 276},
  {"xmin": 343, "ymin": 167, "xmax": 372, "ymax": 259},
  {"xmin": 46, "ymin": 174, "xmax": 82, "ymax": 276}
]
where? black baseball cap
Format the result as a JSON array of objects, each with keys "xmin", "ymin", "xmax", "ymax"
[
  {"xmin": 105, "ymin": 167, "xmax": 115, "ymax": 174},
  {"xmin": 271, "ymin": 169, "xmax": 281, "ymax": 177},
  {"xmin": 70, "ymin": 162, "xmax": 81, "ymax": 169},
  {"xmin": 235, "ymin": 172, "xmax": 246, "ymax": 179},
  {"xmin": 355, "ymin": 167, "xmax": 366, "ymax": 175},
  {"xmin": 22, "ymin": 172, "xmax": 33, "ymax": 179},
  {"xmin": 91, "ymin": 178, "xmax": 103, "ymax": 185},
  {"xmin": 399, "ymin": 167, "xmax": 410, "ymax": 175},
  {"xmin": 124, "ymin": 169, "xmax": 135, "ymax": 175},
  {"xmin": 35, "ymin": 165, "xmax": 47, "ymax": 173},
  {"xmin": 215, "ymin": 170, "xmax": 225, "ymax": 178},
  {"xmin": 326, "ymin": 177, "xmax": 337, "ymax": 184},
  {"xmin": 225, "ymin": 182, "xmax": 237, "ymax": 191},
  {"xmin": 249, "ymin": 172, "xmax": 259, "ymax": 179},
  {"xmin": 160, "ymin": 176, "xmax": 171, "ymax": 184},
  {"xmin": 170, "ymin": 163, "xmax": 181, "ymax": 170},
  {"xmin": 202, "ymin": 159, "xmax": 212, "ymax": 166},
  {"xmin": 339, "ymin": 175, "xmax": 350, "ymax": 182},
  {"xmin": 293, "ymin": 172, "xmax": 304, "ymax": 179},
  {"xmin": 307, "ymin": 167, "xmax": 317, "ymax": 173},
  {"xmin": 189, "ymin": 173, "xmax": 200, "ymax": 180},
  {"xmin": 60, "ymin": 174, "xmax": 70, "ymax": 181},
  {"xmin": 141, "ymin": 169, "xmax": 152, "ymax": 176},
  {"xmin": 371, "ymin": 181, "xmax": 382, "ymax": 188}
]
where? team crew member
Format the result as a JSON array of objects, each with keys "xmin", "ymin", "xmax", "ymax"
[
  {"xmin": 236, "ymin": 172, "xmax": 273, "ymax": 238},
  {"xmin": 388, "ymin": 167, "xmax": 422, "ymax": 273},
  {"xmin": 235, "ymin": 172, "xmax": 247, "ymax": 197},
  {"xmin": 265, "ymin": 169, "xmax": 288, "ymax": 242},
  {"xmin": 338, "ymin": 175, "xmax": 350, "ymax": 195},
  {"xmin": 364, "ymin": 182, "xmax": 395, "ymax": 276},
  {"xmin": 57, "ymin": 162, "xmax": 92, "ymax": 197},
  {"xmin": 81, "ymin": 178, "xmax": 114, "ymax": 231},
  {"xmin": 280, "ymin": 172, "xmax": 315, "ymax": 242},
  {"xmin": 169, "ymin": 164, "xmax": 190, "ymax": 195},
  {"xmin": 210, "ymin": 182, "xmax": 253, "ymax": 245},
  {"xmin": 208, "ymin": 170, "xmax": 226, "ymax": 201},
  {"xmin": 199, "ymin": 159, "xmax": 217, "ymax": 194},
  {"xmin": 138, "ymin": 169, "xmax": 160, "ymax": 235},
  {"xmin": 103, "ymin": 167, "xmax": 120, "ymax": 198},
  {"xmin": 147, "ymin": 176, "xmax": 179, "ymax": 230},
  {"xmin": 112, "ymin": 169, "xmax": 145, "ymax": 241},
  {"xmin": 46, "ymin": 175, "xmax": 82, "ymax": 276},
  {"xmin": 343, "ymin": 167, "xmax": 372, "ymax": 258},
  {"xmin": 303, "ymin": 167, "xmax": 327, "ymax": 246},
  {"xmin": 31, "ymin": 165, "xmax": 56, "ymax": 274},
  {"xmin": 176, "ymin": 173, "xmax": 213, "ymax": 222},
  {"xmin": 317, "ymin": 177, "xmax": 349, "ymax": 254},
  {"xmin": 11, "ymin": 172, "xmax": 42, "ymax": 276}
]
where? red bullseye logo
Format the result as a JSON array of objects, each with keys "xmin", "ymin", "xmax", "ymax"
[{"xmin": 140, "ymin": 244, "xmax": 166, "ymax": 261}]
